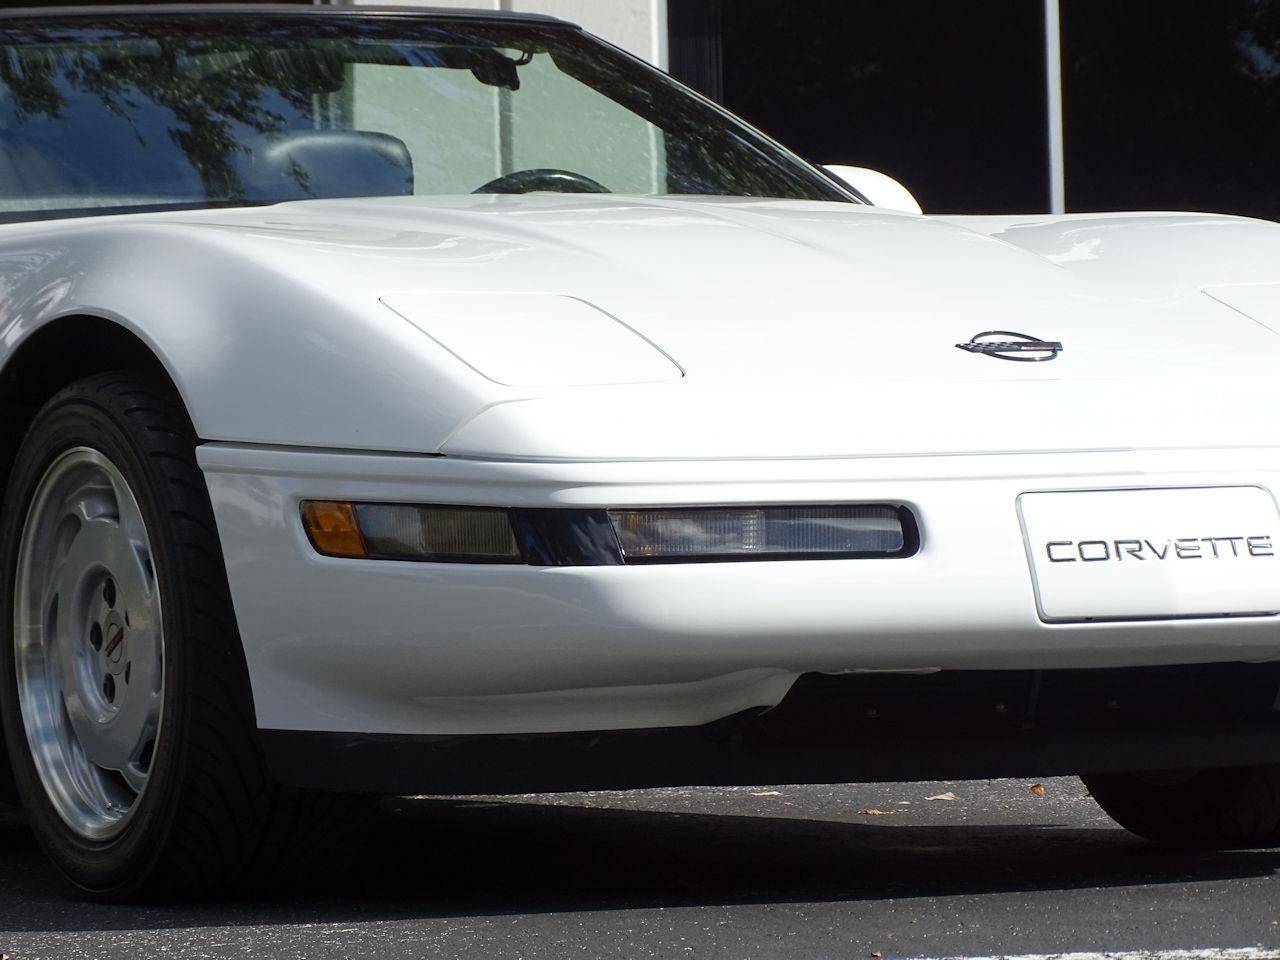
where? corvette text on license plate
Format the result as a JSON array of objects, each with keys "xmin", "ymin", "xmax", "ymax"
[{"xmin": 1017, "ymin": 486, "xmax": 1280, "ymax": 623}]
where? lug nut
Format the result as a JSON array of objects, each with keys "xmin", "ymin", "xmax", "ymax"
[
  {"xmin": 103, "ymin": 579, "xmax": 116, "ymax": 608},
  {"xmin": 89, "ymin": 623, "xmax": 103, "ymax": 651},
  {"xmin": 103, "ymin": 675, "xmax": 116, "ymax": 703}
]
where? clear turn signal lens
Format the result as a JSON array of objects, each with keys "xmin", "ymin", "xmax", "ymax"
[{"xmin": 608, "ymin": 505, "xmax": 909, "ymax": 563}]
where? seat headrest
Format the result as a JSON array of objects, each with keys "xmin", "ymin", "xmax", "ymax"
[{"xmin": 235, "ymin": 130, "xmax": 414, "ymax": 201}]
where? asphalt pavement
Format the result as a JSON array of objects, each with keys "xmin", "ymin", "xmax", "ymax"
[{"xmin": 1, "ymin": 776, "xmax": 1279, "ymax": 959}]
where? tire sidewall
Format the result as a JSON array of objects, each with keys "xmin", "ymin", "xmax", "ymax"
[{"xmin": 0, "ymin": 388, "xmax": 196, "ymax": 897}]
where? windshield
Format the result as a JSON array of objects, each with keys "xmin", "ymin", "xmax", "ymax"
[{"xmin": 0, "ymin": 13, "xmax": 852, "ymax": 222}]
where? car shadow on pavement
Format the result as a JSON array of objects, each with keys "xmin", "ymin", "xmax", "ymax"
[{"xmin": 1, "ymin": 793, "xmax": 1279, "ymax": 932}]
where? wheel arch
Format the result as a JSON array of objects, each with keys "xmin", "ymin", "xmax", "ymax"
[{"xmin": 0, "ymin": 314, "xmax": 187, "ymax": 498}]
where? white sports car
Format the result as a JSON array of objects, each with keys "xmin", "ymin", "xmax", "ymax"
[{"xmin": 3, "ymin": 3, "xmax": 1280, "ymax": 899}]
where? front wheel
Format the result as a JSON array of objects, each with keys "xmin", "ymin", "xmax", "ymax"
[
  {"xmin": 0, "ymin": 372, "xmax": 276, "ymax": 898},
  {"xmin": 1083, "ymin": 766, "xmax": 1280, "ymax": 848}
]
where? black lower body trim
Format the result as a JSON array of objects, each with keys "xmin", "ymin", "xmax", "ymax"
[{"xmin": 262, "ymin": 663, "xmax": 1280, "ymax": 795}]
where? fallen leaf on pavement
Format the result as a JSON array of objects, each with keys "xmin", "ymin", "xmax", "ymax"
[
  {"xmin": 871, "ymin": 952, "xmax": 883, "ymax": 958},
  {"xmin": 925, "ymin": 791, "xmax": 956, "ymax": 801},
  {"xmin": 750, "ymin": 791, "xmax": 782, "ymax": 797},
  {"xmin": 858, "ymin": 808, "xmax": 896, "ymax": 816},
  {"xmin": 1030, "ymin": 783, "xmax": 1046, "ymax": 797}
]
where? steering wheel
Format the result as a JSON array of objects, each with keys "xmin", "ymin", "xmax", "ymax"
[{"xmin": 474, "ymin": 168, "xmax": 611, "ymax": 195}]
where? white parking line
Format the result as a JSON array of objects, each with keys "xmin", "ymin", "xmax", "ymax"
[{"xmin": 909, "ymin": 951, "xmax": 1280, "ymax": 960}]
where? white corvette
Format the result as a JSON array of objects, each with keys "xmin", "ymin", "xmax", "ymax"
[{"xmin": 2, "ymin": 3, "xmax": 1280, "ymax": 899}]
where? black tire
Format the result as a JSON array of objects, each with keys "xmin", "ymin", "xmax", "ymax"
[
  {"xmin": 1083, "ymin": 766, "xmax": 1280, "ymax": 848},
  {"xmin": 0, "ymin": 748, "xmax": 15, "ymax": 807},
  {"xmin": 0, "ymin": 372, "xmax": 286, "ymax": 899}
]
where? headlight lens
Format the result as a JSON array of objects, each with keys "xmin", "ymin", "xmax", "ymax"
[{"xmin": 608, "ymin": 505, "xmax": 909, "ymax": 563}]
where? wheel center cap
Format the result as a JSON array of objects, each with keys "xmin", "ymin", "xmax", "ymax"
[{"xmin": 103, "ymin": 616, "xmax": 127, "ymax": 674}]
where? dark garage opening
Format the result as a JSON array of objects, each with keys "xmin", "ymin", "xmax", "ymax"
[
  {"xmin": 671, "ymin": 0, "xmax": 1280, "ymax": 220},
  {"xmin": 671, "ymin": 0, "xmax": 1050, "ymax": 214}
]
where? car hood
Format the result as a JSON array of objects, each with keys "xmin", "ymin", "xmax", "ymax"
[{"xmin": 101, "ymin": 195, "xmax": 1280, "ymax": 458}]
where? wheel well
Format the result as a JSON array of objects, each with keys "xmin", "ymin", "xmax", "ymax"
[
  {"xmin": 0, "ymin": 316, "xmax": 174, "ymax": 504},
  {"xmin": 0, "ymin": 317, "xmax": 179, "ymax": 803}
]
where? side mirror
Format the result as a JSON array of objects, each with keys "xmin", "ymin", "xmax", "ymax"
[{"xmin": 823, "ymin": 165, "xmax": 922, "ymax": 215}]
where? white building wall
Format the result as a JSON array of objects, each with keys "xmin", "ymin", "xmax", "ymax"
[{"xmin": 353, "ymin": 0, "xmax": 668, "ymax": 68}]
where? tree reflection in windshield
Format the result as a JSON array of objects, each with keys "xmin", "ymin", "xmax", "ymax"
[
  {"xmin": 0, "ymin": 14, "xmax": 851, "ymax": 221},
  {"xmin": 0, "ymin": 23, "xmax": 353, "ymax": 202}
]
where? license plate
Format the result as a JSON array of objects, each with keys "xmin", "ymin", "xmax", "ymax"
[{"xmin": 1017, "ymin": 487, "xmax": 1280, "ymax": 622}]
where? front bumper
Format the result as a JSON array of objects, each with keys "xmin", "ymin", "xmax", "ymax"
[{"xmin": 198, "ymin": 443, "xmax": 1280, "ymax": 737}]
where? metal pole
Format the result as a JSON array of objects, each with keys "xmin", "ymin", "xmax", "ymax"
[
  {"xmin": 653, "ymin": 0, "xmax": 670, "ymax": 71},
  {"xmin": 1045, "ymin": 0, "xmax": 1066, "ymax": 214}
]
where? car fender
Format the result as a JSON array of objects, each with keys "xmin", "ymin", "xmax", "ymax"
[{"xmin": 0, "ymin": 218, "xmax": 489, "ymax": 453}]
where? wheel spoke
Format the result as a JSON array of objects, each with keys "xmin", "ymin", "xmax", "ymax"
[
  {"xmin": 59, "ymin": 719, "xmax": 119, "ymax": 816},
  {"xmin": 55, "ymin": 512, "xmax": 123, "ymax": 600},
  {"xmin": 117, "ymin": 758, "xmax": 151, "ymax": 797},
  {"xmin": 122, "ymin": 620, "xmax": 162, "ymax": 696},
  {"xmin": 115, "ymin": 544, "xmax": 158, "ymax": 634},
  {"xmin": 104, "ymin": 683, "xmax": 161, "ymax": 779},
  {"xmin": 61, "ymin": 691, "xmax": 116, "ymax": 771}
]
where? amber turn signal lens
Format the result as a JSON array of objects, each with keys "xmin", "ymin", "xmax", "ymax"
[{"xmin": 301, "ymin": 501, "xmax": 367, "ymax": 558}]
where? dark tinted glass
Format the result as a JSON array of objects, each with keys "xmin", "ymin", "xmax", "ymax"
[
  {"xmin": 715, "ymin": 0, "xmax": 1049, "ymax": 213},
  {"xmin": 1062, "ymin": 0, "xmax": 1280, "ymax": 219},
  {"xmin": 0, "ymin": 13, "xmax": 850, "ymax": 222}
]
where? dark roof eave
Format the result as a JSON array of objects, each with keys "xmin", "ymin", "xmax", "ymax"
[{"xmin": 0, "ymin": 4, "xmax": 577, "ymax": 28}]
